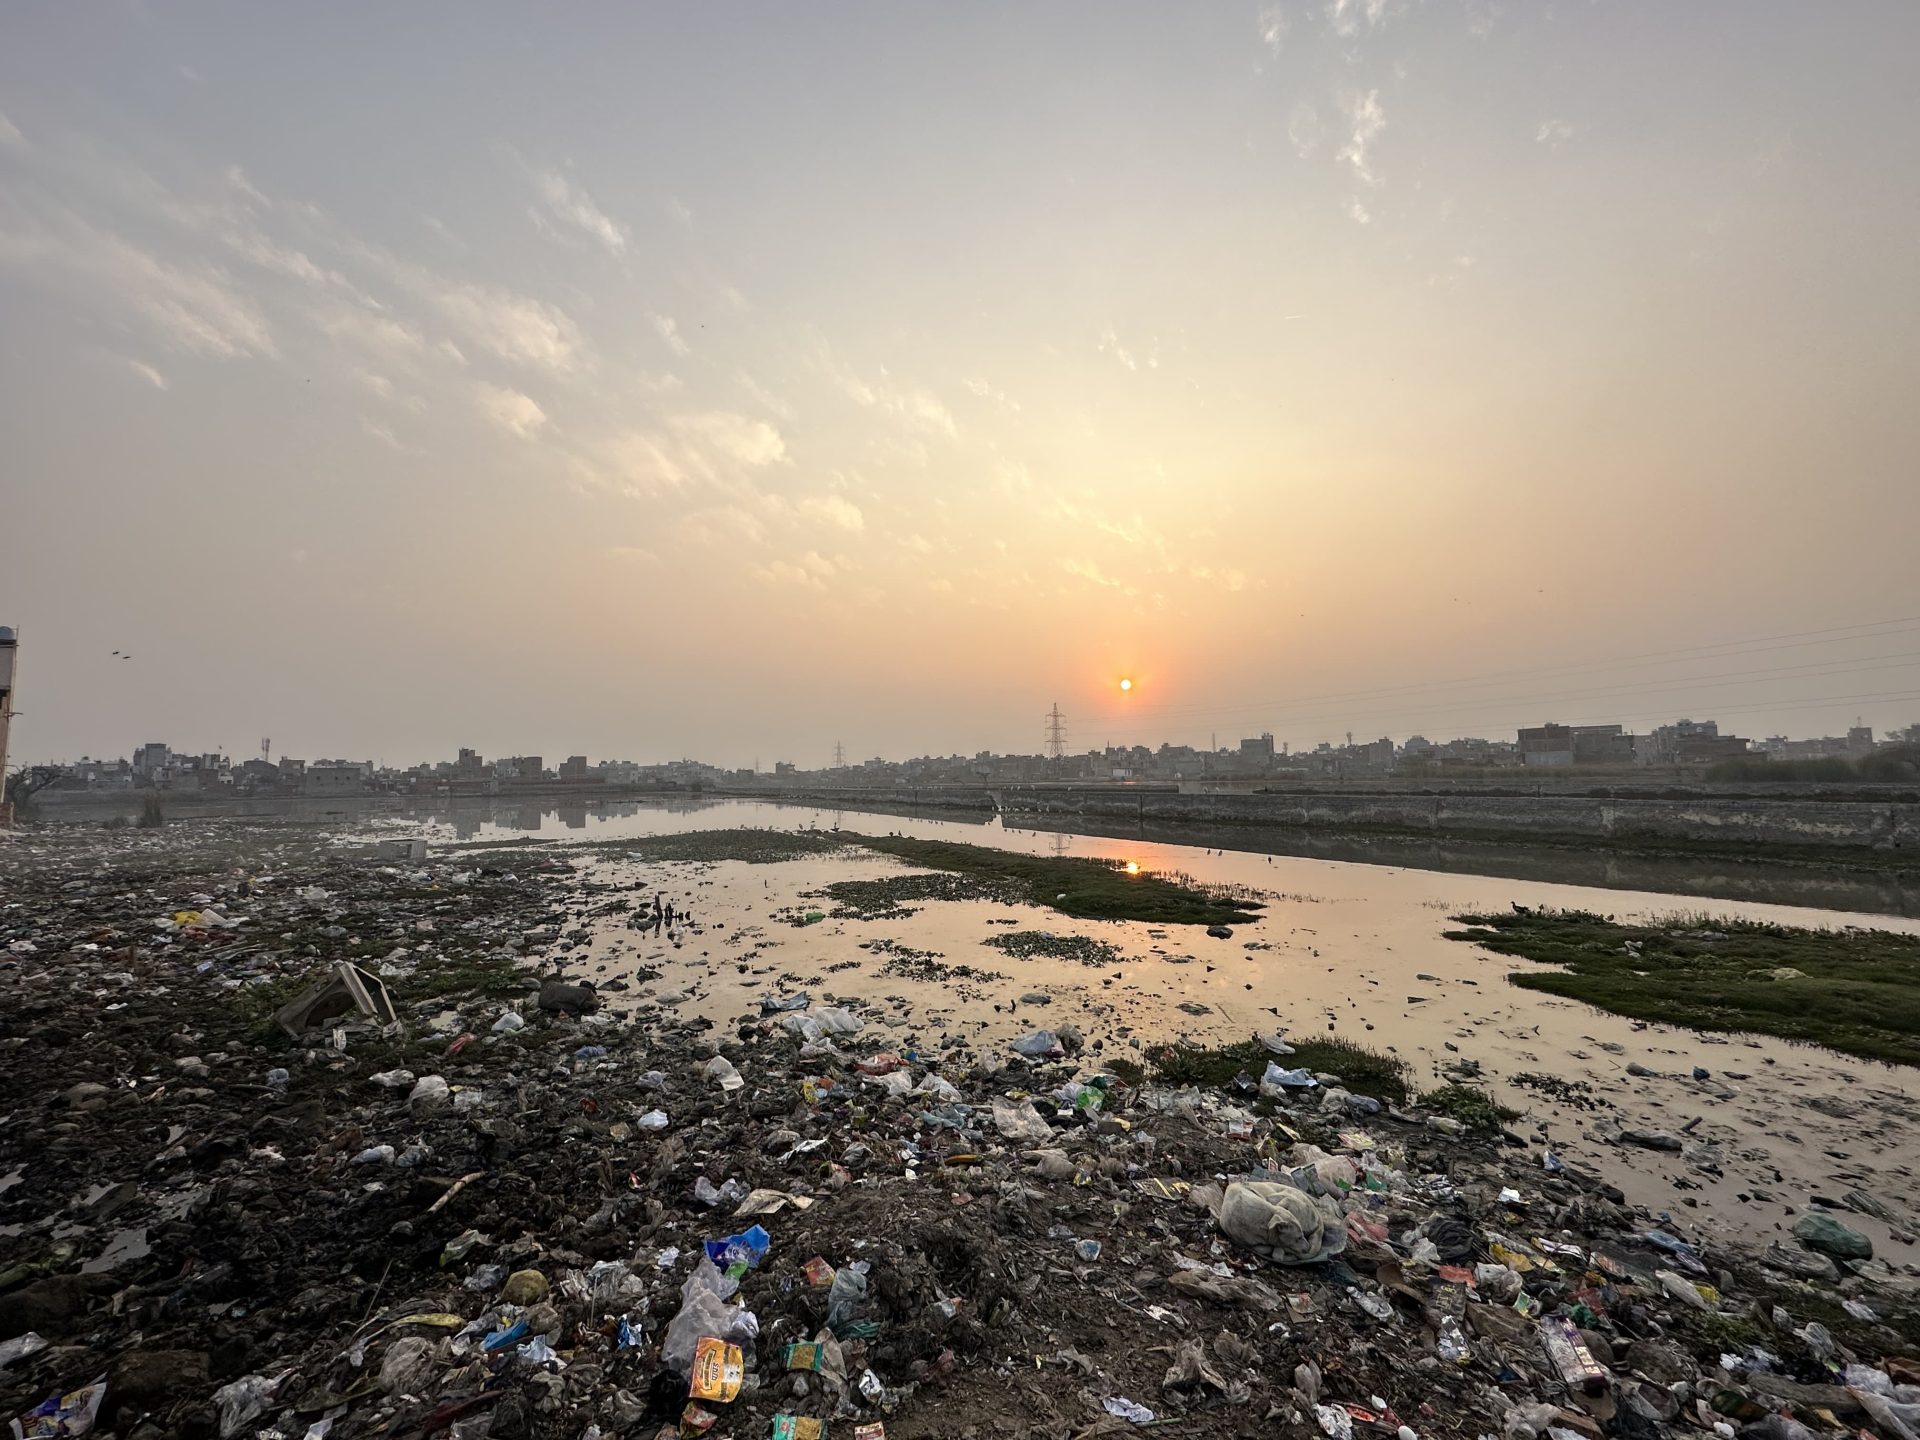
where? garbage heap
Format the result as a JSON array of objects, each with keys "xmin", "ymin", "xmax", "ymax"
[{"xmin": 1, "ymin": 820, "xmax": 1917, "ymax": 1440}]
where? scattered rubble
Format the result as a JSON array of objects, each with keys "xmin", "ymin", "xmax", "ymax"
[{"xmin": 1, "ymin": 819, "xmax": 1917, "ymax": 1440}]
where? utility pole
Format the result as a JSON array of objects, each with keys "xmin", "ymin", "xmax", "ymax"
[
  {"xmin": 261, "ymin": 737, "xmax": 271, "ymax": 764},
  {"xmin": 1044, "ymin": 703, "xmax": 1067, "ymax": 761},
  {"xmin": 0, "ymin": 626, "xmax": 16, "ymax": 829}
]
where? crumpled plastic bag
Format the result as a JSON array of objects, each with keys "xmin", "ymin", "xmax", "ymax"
[
  {"xmin": 1857, "ymin": 1391, "xmax": 1920, "ymax": 1440},
  {"xmin": 812, "ymin": 1007, "xmax": 862, "ymax": 1036},
  {"xmin": 213, "ymin": 1373, "xmax": 279, "ymax": 1438},
  {"xmin": 1216, "ymin": 1179, "xmax": 1346, "ymax": 1264},
  {"xmin": 1010, "ymin": 1030, "xmax": 1062, "ymax": 1059},
  {"xmin": 379, "ymin": 1336, "xmax": 437, "ymax": 1394},
  {"xmin": 661, "ymin": 1259, "xmax": 756, "ymax": 1374},
  {"xmin": 993, "ymin": 1098, "xmax": 1052, "ymax": 1143}
]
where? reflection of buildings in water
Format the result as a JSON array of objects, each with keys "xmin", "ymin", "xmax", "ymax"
[
  {"xmin": 557, "ymin": 802, "xmax": 587, "ymax": 829},
  {"xmin": 450, "ymin": 809, "xmax": 483, "ymax": 841}
]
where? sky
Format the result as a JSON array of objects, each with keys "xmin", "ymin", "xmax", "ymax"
[{"xmin": 4, "ymin": 1, "xmax": 1919, "ymax": 769}]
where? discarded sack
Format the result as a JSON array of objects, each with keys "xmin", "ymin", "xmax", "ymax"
[{"xmin": 1216, "ymin": 1180, "xmax": 1346, "ymax": 1264}]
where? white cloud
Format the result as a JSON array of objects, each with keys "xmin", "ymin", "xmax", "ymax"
[
  {"xmin": 1098, "ymin": 326, "xmax": 1138, "ymax": 372},
  {"xmin": 905, "ymin": 533, "xmax": 934, "ymax": 554},
  {"xmin": 666, "ymin": 196, "xmax": 693, "ymax": 227},
  {"xmin": 717, "ymin": 283, "xmax": 750, "ymax": 313},
  {"xmin": 1536, "ymin": 118, "xmax": 1574, "ymax": 148},
  {"xmin": 755, "ymin": 552, "xmax": 836, "ymax": 589},
  {"xmin": 124, "ymin": 358, "xmax": 168, "ymax": 390},
  {"xmin": 1062, "ymin": 556, "xmax": 1137, "ymax": 595},
  {"xmin": 1344, "ymin": 195, "xmax": 1372, "ymax": 225},
  {"xmin": 0, "ymin": 204, "xmax": 276, "ymax": 359},
  {"xmin": 1289, "ymin": 102, "xmax": 1323, "ymax": 158},
  {"xmin": 798, "ymin": 494, "xmax": 864, "ymax": 531},
  {"xmin": 606, "ymin": 545, "xmax": 657, "ymax": 565},
  {"xmin": 678, "ymin": 504, "xmax": 764, "ymax": 544},
  {"xmin": 476, "ymin": 383, "xmax": 548, "ymax": 438},
  {"xmin": 1326, "ymin": 0, "xmax": 1389, "ymax": 37},
  {"xmin": 1339, "ymin": 90, "xmax": 1387, "ymax": 184},
  {"xmin": 670, "ymin": 411, "xmax": 786, "ymax": 466},
  {"xmin": 735, "ymin": 369, "xmax": 793, "ymax": 420},
  {"xmin": 813, "ymin": 342, "xmax": 957, "ymax": 438},
  {"xmin": 362, "ymin": 418, "xmax": 417, "ymax": 453},
  {"xmin": 1258, "ymin": 5, "xmax": 1290, "ymax": 55},
  {"xmin": 963, "ymin": 375, "xmax": 1020, "ymax": 412},
  {"xmin": 355, "ymin": 369, "xmax": 394, "ymax": 399},
  {"xmin": 637, "ymin": 371, "xmax": 684, "ymax": 395},
  {"xmin": 319, "ymin": 305, "xmax": 425, "ymax": 355},
  {"xmin": 650, "ymin": 312, "xmax": 691, "ymax": 357},
  {"xmin": 0, "ymin": 111, "xmax": 24, "ymax": 148},
  {"xmin": 433, "ymin": 284, "xmax": 582, "ymax": 372},
  {"xmin": 533, "ymin": 169, "xmax": 628, "ymax": 255}
]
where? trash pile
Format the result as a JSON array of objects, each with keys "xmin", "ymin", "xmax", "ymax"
[{"xmin": 1, "ymin": 820, "xmax": 1918, "ymax": 1440}]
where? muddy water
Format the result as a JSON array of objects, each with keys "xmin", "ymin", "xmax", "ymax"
[{"xmin": 408, "ymin": 798, "xmax": 1920, "ymax": 1255}]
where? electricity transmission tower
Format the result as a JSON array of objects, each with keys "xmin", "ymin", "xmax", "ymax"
[
  {"xmin": 832, "ymin": 741, "xmax": 846, "ymax": 769},
  {"xmin": 1044, "ymin": 703, "xmax": 1067, "ymax": 761}
]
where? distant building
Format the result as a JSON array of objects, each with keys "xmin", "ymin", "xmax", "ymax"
[
  {"xmin": 1519, "ymin": 723, "xmax": 1635, "ymax": 767},
  {"xmin": 134, "ymin": 742, "xmax": 170, "ymax": 777},
  {"xmin": 1239, "ymin": 733, "xmax": 1275, "ymax": 761}
]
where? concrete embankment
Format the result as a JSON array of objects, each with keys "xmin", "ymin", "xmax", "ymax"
[{"xmin": 729, "ymin": 783, "xmax": 1920, "ymax": 858}]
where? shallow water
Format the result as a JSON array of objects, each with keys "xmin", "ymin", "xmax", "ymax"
[{"xmin": 400, "ymin": 797, "xmax": 1920, "ymax": 1256}]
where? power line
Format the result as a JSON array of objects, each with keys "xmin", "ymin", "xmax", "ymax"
[{"xmin": 1044, "ymin": 703, "xmax": 1067, "ymax": 760}]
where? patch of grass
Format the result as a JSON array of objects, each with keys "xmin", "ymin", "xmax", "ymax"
[
  {"xmin": 816, "ymin": 872, "xmax": 1017, "ymax": 919},
  {"xmin": 1146, "ymin": 1036, "xmax": 1410, "ymax": 1104},
  {"xmin": 1105, "ymin": 1056, "xmax": 1146, "ymax": 1086},
  {"xmin": 586, "ymin": 829, "xmax": 850, "ymax": 864},
  {"xmin": 401, "ymin": 951, "xmax": 530, "ymax": 1003},
  {"xmin": 1446, "ymin": 907, "xmax": 1920, "ymax": 1068},
  {"xmin": 1418, "ymin": 1083, "xmax": 1519, "ymax": 1135},
  {"xmin": 982, "ymin": 931, "xmax": 1124, "ymax": 966},
  {"xmin": 844, "ymin": 834, "xmax": 1264, "ymax": 927}
]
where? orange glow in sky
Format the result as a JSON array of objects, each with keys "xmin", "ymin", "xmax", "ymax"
[{"xmin": 1119, "ymin": 677, "xmax": 1133, "ymax": 692}]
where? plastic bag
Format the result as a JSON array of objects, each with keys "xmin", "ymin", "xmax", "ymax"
[
  {"xmin": 1010, "ymin": 1030, "xmax": 1062, "ymax": 1059},
  {"xmin": 1261, "ymin": 1062, "xmax": 1316, "ymax": 1090},
  {"xmin": 826, "ymin": 1260, "xmax": 877, "ymax": 1338},
  {"xmin": 705, "ymin": 1056, "xmax": 744, "ymax": 1092},
  {"xmin": 661, "ymin": 1259, "xmax": 755, "ymax": 1374},
  {"xmin": 380, "ymin": 1336, "xmax": 437, "ymax": 1395},
  {"xmin": 213, "ymin": 1374, "xmax": 278, "ymax": 1438},
  {"xmin": 409, "ymin": 1075, "xmax": 450, "ymax": 1113},
  {"xmin": 1216, "ymin": 1179, "xmax": 1346, "ymax": 1264},
  {"xmin": 992, "ymin": 1098, "xmax": 1052, "ymax": 1143},
  {"xmin": 812, "ymin": 1007, "xmax": 862, "ymax": 1036}
]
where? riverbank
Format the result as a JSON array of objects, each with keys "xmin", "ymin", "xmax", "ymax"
[
  {"xmin": 730, "ymin": 783, "xmax": 1920, "ymax": 866},
  {"xmin": 5, "ymin": 818, "xmax": 1920, "ymax": 1440}
]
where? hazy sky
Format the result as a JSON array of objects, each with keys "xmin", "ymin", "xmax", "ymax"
[{"xmin": 5, "ymin": 2, "xmax": 1919, "ymax": 768}]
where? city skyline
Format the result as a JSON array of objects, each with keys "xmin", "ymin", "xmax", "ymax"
[{"xmin": 5, "ymin": 4, "xmax": 1919, "ymax": 765}]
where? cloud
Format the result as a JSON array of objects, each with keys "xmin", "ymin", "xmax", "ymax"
[
  {"xmin": 362, "ymin": 418, "xmax": 418, "ymax": 453},
  {"xmin": 1326, "ymin": 0, "xmax": 1389, "ymax": 37},
  {"xmin": 318, "ymin": 304, "xmax": 425, "ymax": 355},
  {"xmin": 1288, "ymin": 102, "xmax": 1323, "ymax": 158},
  {"xmin": 1339, "ymin": 90, "xmax": 1387, "ymax": 184},
  {"xmin": 606, "ymin": 545, "xmax": 657, "ymax": 565},
  {"xmin": 476, "ymin": 383, "xmax": 548, "ymax": 438},
  {"xmin": 1062, "ymin": 556, "xmax": 1137, "ymax": 595},
  {"xmin": 735, "ymin": 368, "xmax": 793, "ymax": 420},
  {"xmin": 355, "ymin": 369, "xmax": 395, "ymax": 400},
  {"xmin": 1098, "ymin": 326, "xmax": 1138, "ymax": 372},
  {"xmin": 678, "ymin": 504, "xmax": 765, "ymax": 544},
  {"xmin": 755, "ymin": 552, "xmax": 837, "ymax": 589},
  {"xmin": 650, "ymin": 312, "xmax": 691, "ymax": 357},
  {"xmin": 1189, "ymin": 564, "xmax": 1250, "ymax": 592},
  {"xmin": 532, "ymin": 169, "xmax": 627, "ymax": 255},
  {"xmin": 666, "ymin": 196, "xmax": 693, "ymax": 227},
  {"xmin": 798, "ymin": 494, "xmax": 864, "ymax": 531},
  {"xmin": 1258, "ymin": 6, "xmax": 1289, "ymax": 55},
  {"xmin": 438, "ymin": 284, "xmax": 583, "ymax": 372},
  {"xmin": 124, "ymin": 357, "xmax": 168, "ymax": 390},
  {"xmin": 0, "ymin": 203, "xmax": 276, "ymax": 359},
  {"xmin": 1536, "ymin": 118, "xmax": 1574, "ymax": 148},
  {"xmin": 813, "ymin": 342, "xmax": 957, "ymax": 438},
  {"xmin": 0, "ymin": 111, "xmax": 23, "ymax": 148},
  {"xmin": 963, "ymin": 375, "xmax": 1020, "ymax": 412},
  {"xmin": 670, "ymin": 411, "xmax": 786, "ymax": 466},
  {"xmin": 1344, "ymin": 195, "xmax": 1372, "ymax": 225}
]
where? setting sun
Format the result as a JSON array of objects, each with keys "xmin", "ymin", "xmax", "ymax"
[
  {"xmin": 1124, "ymin": 860, "xmax": 1140, "ymax": 874},
  {"xmin": 1119, "ymin": 677, "xmax": 1133, "ymax": 692}
]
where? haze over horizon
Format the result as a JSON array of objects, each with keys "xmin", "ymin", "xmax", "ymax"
[{"xmin": 4, "ymin": 2, "xmax": 1919, "ymax": 769}]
